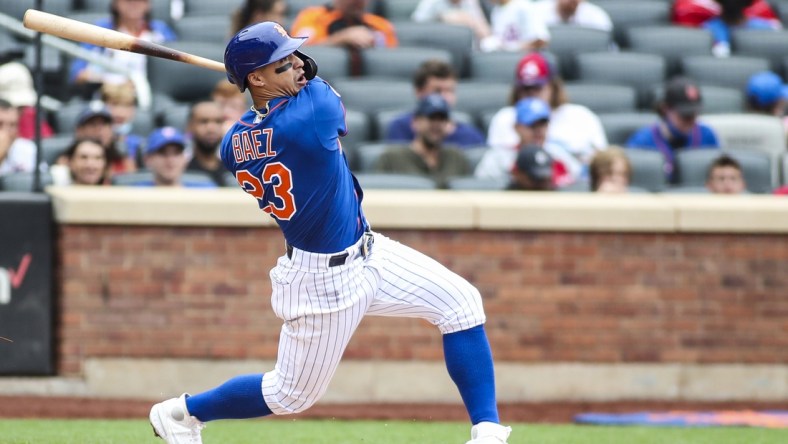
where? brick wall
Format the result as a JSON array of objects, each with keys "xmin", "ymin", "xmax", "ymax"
[{"xmin": 57, "ymin": 226, "xmax": 788, "ymax": 375}]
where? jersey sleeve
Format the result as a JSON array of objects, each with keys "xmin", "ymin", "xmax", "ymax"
[{"xmin": 306, "ymin": 78, "xmax": 348, "ymax": 150}]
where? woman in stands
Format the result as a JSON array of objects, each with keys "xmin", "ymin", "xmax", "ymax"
[
  {"xmin": 69, "ymin": 0, "xmax": 177, "ymax": 91},
  {"xmin": 59, "ymin": 139, "xmax": 108, "ymax": 186}
]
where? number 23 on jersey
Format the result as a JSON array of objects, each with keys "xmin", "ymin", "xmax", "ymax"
[{"xmin": 232, "ymin": 128, "xmax": 297, "ymax": 220}]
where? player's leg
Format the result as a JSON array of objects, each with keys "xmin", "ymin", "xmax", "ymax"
[
  {"xmin": 151, "ymin": 246, "xmax": 375, "ymax": 442},
  {"xmin": 365, "ymin": 233, "xmax": 511, "ymax": 443}
]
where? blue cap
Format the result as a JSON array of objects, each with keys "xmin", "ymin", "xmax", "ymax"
[
  {"xmin": 746, "ymin": 71, "xmax": 788, "ymax": 107},
  {"xmin": 146, "ymin": 127, "xmax": 186, "ymax": 154},
  {"xmin": 414, "ymin": 93, "xmax": 450, "ymax": 118},
  {"xmin": 515, "ymin": 98, "xmax": 551, "ymax": 126},
  {"xmin": 76, "ymin": 102, "xmax": 113, "ymax": 126}
]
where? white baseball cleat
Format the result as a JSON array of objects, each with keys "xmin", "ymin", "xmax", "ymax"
[
  {"xmin": 466, "ymin": 421, "xmax": 512, "ymax": 444},
  {"xmin": 149, "ymin": 393, "xmax": 205, "ymax": 444}
]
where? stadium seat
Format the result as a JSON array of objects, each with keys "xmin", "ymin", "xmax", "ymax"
[
  {"xmin": 0, "ymin": 0, "xmax": 71, "ymax": 20},
  {"xmin": 54, "ymin": 100, "xmax": 87, "ymax": 134},
  {"xmin": 575, "ymin": 52, "xmax": 666, "ymax": 108},
  {"xmin": 392, "ymin": 22, "xmax": 474, "ymax": 77},
  {"xmin": 626, "ymin": 26, "xmax": 713, "ymax": 75},
  {"xmin": 623, "ymin": 148, "xmax": 667, "ymax": 192},
  {"xmin": 675, "ymin": 149, "xmax": 772, "ymax": 194},
  {"xmin": 469, "ymin": 51, "xmax": 559, "ymax": 84},
  {"xmin": 157, "ymin": 101, "xmax": 191, "ymax": 131},
  {"xmin": 680, "ymin": 55, "xmax": 770, "ymax": 90},
  {"xmin": 286, "ymin": 0, "xmax": 327, "ymax": 18},
  {"xmin": 732, "ymin": 30, "xmax": 788, "ymax": 74},
  {"xmin": 354, "ymin": 173, "xmax": 437, "ymax": 190},
  {"xmin": 446, "ymin": 176, "xmax": 508, "ymax": 191},
  {"xmin": 298, "ymin": 45, "xmax": 351, "ymax": 82},
  {"xmin": 454, "ymin": 81, "xmax": 510, "ymax": 116},
  {"xmin": 597, "ymin": 112, "xmax": 657, "ymax": 145},
  {"xmin": 41, "ymin": 134, "xmax": 74, "ymax": 166},
  {"xmin": 547, "ymin": 26, "xmax": 612, "ymax": 80},
  {"xmin": 462, "ymin": 145, "xmax": 489, "ymax": 171},
  {"xmin": 173, "ymin": 15, "xmax": 232, "ymax": 44},
  {"xmin": 361, "ymin": 46, "xmax": 452, "ymax": 79},
  {"xmin": 700, "ymin": 113, "xmax": 786, "ymax": 188},
  {"xmin": 354, "ymin": 142, "xmax": 391, "ymax": 172},
  {"xmin": 563, "ymin": 83, "xmax": 638, "ymax": 114},
  {"xmin": 112, "ymin": 171, "xmax": 216, "ymax": 187},
  {"xmin": 147, "ymin": 41, "xmax": 226, "ymax": 102},
  {"xmin": 183, "ymin": 0, "xmax": 244, "ymax": 17},
  {"xmin": 331, "ymin": 78, "xmax": 415, "ymax": 114},
  {"xmin": 595, "ymin": 0, "xmax": 671, "ymax": 47},
  {"xmin": 781, "ymin": 151, "xmax": 788, "ymax": 186},
  {"xmin": 342, "ymin": 109, "xmax": 372, "ymax": 159},
  {"xmin": 648, "ymin": 85, "xmax": 744, "ymax": 115},
  {"xmin": 384, "ymin": 0, "xmax": 421, "ymax": 21},
  {"xmin": 0, "ymin": 172, "xmax": 53, "ymax": 192}
]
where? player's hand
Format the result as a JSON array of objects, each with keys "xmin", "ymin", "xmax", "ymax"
[{"xmin": 332, "ymin": 26, "xmax": 376, "ymax": 49}]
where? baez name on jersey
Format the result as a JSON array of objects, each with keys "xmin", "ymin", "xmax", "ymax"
[{"xmin": 232, "ymin": 128, "xmax": 276, "ymax": 163}]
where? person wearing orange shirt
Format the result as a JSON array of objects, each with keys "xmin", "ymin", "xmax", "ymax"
[{"xmin": 290, "ymin": 0, "xmax": 398, "ymax": 49}]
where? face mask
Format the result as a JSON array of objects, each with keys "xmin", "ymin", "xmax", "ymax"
[{"xmin": 114, "ymin": 122, "xmax": 133, "ymax": 136}]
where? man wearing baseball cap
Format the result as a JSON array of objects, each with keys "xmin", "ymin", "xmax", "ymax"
[
  {"xmin": 374, "ymin": 94, "xmax": 471, "ymax": 188},
  {"xmin": 135, "ymin": 127, "xmax": 215, "ymax": 188},
  {"xmin": 746, "ymin": 71, "xmax": 788, "ymax": 117},
  {"xmin": 626, "ymin": 76, "xmax": 720, "ymax": 183},
  {"xmin": 508, "ymin": 145, "xmax": 556, "ymax": 191}
]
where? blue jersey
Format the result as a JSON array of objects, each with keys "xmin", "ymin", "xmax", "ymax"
[{"xmin": 220, "ymin": 77, "xmax": 367, "ymax": 254}]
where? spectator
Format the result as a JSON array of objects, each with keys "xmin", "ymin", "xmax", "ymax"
[
  {"xmin": 706, "ymin": 154, "xmax": 746, "ymax": 194},
  {"xmin": 477, "ymin": 97, "xmax": 582, "ymax": 186},
  {"xmin": 589, "ymin": 146, "xmax": 631, "ymax": 193},
  {"xmin": 386, "ymin": 59, "xmax": 485, "ymax": 148},
  {"xmin": 99, "ymin": 82, "xmax": 144, "ymax": 165},
  {"xmin": 231, "ymin": 0, "xmax": 288, "ymax": 34},
  {"xmin": 373, "ymin": 94, "xmax": 471, "ymax": 188},
  {"xmin": 745, "ymin": 70, "xmax": 788, "ymax": 143},
  {"xmin": 411, "ymin": 0, "xmax": 491, "ymax": 43},
  {"xmin": 69, "ymin": 0, "xmax": 177, "ymax": 89},
  {"xmin": 290, "ymin": 0, "xmax": 398, "ymax": 49},
  {"xmin": 701, "ymin": 0, "xmax": 781, "ymax": 57},
  {"xmin": 480, "ymin": 0, "xmax": 550, "ymax": 52},
  {"xmin": 0, "ymin": 99, "xmax": 37, "ymax": 176},
  {"xmin": 532, "ymin": 0, "xmax": 613, "ymax": 32},
  {"xmin": 64, "ymin": 139, "xmax": 108, "ymax": 186},
  {"xmin": 74, "ymin": 103, "xmax": 137, "ymax": 175},
  {"xmin": 626, "ymin": 76, "xmax": 720, "ymax": 183},
  {"xmin": 486, "ymin": 52, "xmax": 607, "ymax": 167},
  {"xmin": 0, "ymin": 61, "xmax": 54, "ymax": 140},
  {"xmin": 212, "ymin": 79, "xmax": 249, "ymax": 133},
  {"xmin": 672, "ymin": 0, "xmax": 780, "ymax": 28},
  {"xmin": 141, "ymin": 127, "xmax": 216, "ymax": 188},
  {"xmin": 186, "ymin": 101, "xmax": 227, "ymax": 186},
  {"xmin": 508, "ymin": 145, "xmax": 555, "ymax": 191}
]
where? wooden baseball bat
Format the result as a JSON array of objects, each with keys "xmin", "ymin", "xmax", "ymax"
[{"xmin": 22, "ymin": 9, "xmax": 226, "ymax": 73}]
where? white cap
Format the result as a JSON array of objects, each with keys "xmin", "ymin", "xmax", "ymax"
[{"xmin": 0, "ymin": 62, "xmax": 37, "ymax": 107}]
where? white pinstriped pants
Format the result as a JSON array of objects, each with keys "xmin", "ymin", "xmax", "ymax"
[{"xmin": 261, "ymin": 231, "xmax": 486, "ymax": 415}]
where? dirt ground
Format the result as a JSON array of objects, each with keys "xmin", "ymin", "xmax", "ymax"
[{"xmin": 1, "ymin": 397, "xmax": 786, "ymax": 423}]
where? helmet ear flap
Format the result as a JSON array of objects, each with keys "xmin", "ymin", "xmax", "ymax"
[{"xmin": 295, "ymin": 51, "xmax": 318, "ymax": 80}]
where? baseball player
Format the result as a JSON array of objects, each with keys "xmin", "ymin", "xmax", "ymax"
[{"xmin": 148, "ymin": 22, "xmax": 511, "ymax": 444}]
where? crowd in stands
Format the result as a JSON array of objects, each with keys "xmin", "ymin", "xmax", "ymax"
[{"xmin": 1, "ymin": 0, "xmax": 787, "ymax": 196}]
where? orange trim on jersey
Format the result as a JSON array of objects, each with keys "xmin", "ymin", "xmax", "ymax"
[{"xmin": 290, "ymin": 6, "xmax": 398, "ymax": 47}]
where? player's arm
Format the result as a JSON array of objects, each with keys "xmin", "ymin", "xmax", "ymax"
[{"xmin": 304, "ymin": 78, "xmax": 348, "ymax": 150}]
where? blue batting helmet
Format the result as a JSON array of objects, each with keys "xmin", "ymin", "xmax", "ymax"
[{"xmin": 224, "ymin": 22, "xmax": 307, "ymax": 92}]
